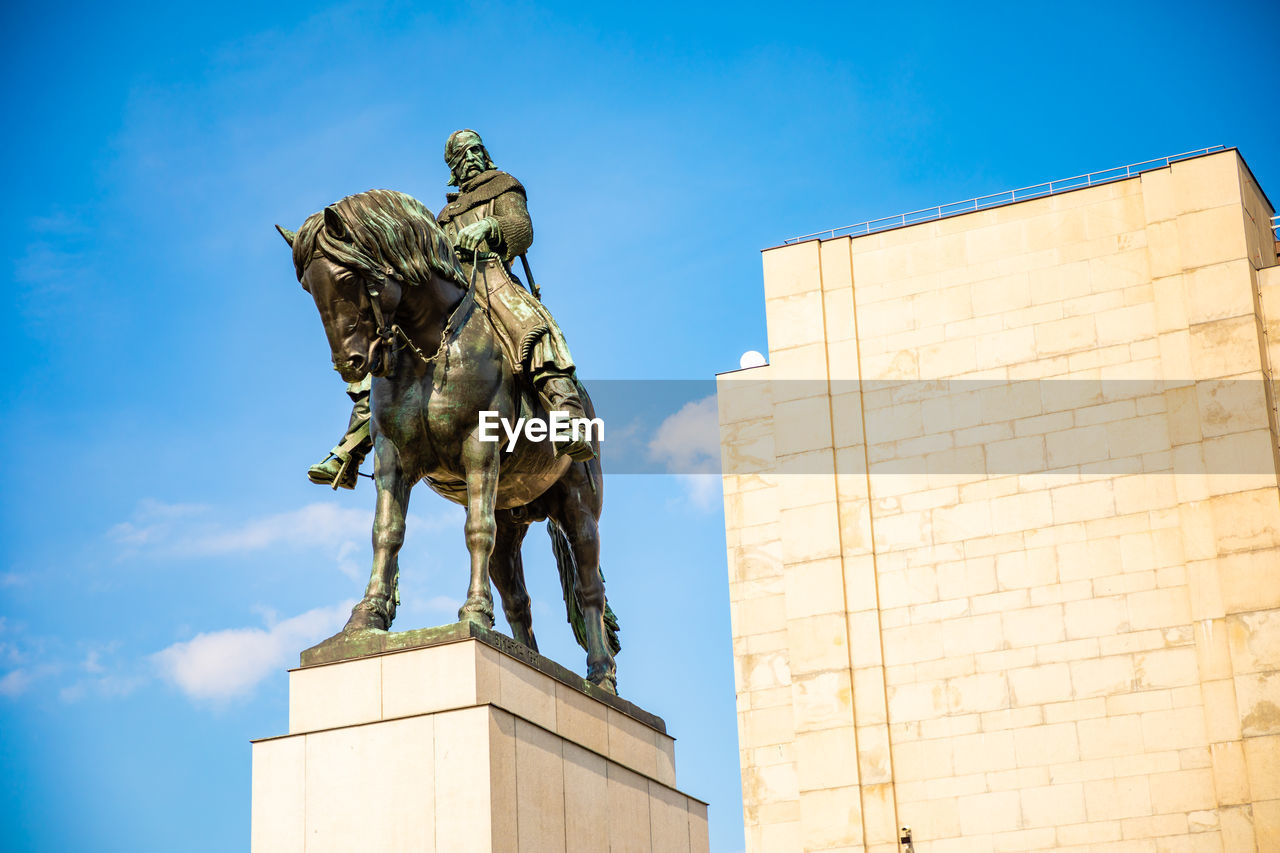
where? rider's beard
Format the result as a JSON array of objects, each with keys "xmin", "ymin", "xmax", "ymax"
[{"xmin": 461, "ymin": 156, "xmax": 487, "ymax": 182}]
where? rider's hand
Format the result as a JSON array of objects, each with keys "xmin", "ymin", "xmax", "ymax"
[{"xmin": 456, "ymin": 217, "xmax": 499, "ymax": 254}]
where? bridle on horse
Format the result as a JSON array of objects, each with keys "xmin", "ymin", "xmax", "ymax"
[{"xmin": 338, "ymin": 249, "xmax": 500, "ymax": 376}]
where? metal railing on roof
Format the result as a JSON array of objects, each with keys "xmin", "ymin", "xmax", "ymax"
[
  {"xmin": 1271, "ymin": 213, "xmax": 1279, "ymax": 240},
  {"xmin": 782, "ymin": 145, "xmax": 1228, "ymax": 245}
]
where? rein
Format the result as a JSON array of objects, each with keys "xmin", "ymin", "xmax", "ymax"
[{"xmin": 369, "ymin": 250, "xmax": 497, "ymax": 371}]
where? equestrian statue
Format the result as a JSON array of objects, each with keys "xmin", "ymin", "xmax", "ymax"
[{"xmin": 276, "ymin": 130, "xmax": 619, "ymax": 691}]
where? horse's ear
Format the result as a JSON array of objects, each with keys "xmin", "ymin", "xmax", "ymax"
[
  {"xmin": 323, "ymin": 206, "xmax": 347, "ymax": 239},
  {"xmin": 275, "ymin": 224, "xmax": 296, "ymax": 247}
]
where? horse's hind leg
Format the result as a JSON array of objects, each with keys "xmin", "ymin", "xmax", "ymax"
[
  {"xmin": 490, "ymin": 512, "xmax": 536, "ymax": 651},
  {"xmin": 547, "ymin": 461, "xmax": 616, "ymax": 692},
  {"xmin": 458, "ymin": 438, "xmax": 498, "ymax": 628}
]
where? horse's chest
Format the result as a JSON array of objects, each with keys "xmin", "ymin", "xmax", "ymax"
[
  {"xmin": 373, "ymin": 381, "xmax": 471, "ymax": 470},
  {"xmin": 373, "ymin": 384, "xmax": 431, "ymax": 451}
]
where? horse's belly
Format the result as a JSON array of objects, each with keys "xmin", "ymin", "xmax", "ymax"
[
  {"xmin": 420, "ymin": 447, "xmax": 570, "ymax": 509},
  {"xmin": 494, "ymin": 464, "xmax": 569, "ymax": 508}
]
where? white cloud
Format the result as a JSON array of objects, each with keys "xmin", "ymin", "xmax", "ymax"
[
  {"xmin": 0, "ymin": 625, "xmax": 62, "ymax": 698},
  {"xmin": 423, "ymin": 595, "xmax": 456, "ymax": 612},
  {"xmin": 110, "ymin": 500, "xmax": 371, "ymax": 557},
  {"xmin": 335, "ymin": 540, "xmax": 362, "ymax": 580},
  {"xmin": 396, "ymin": 594, "xmax": 460, "ymax": 624},
  {"xmin": 0, "ymin": 669, "xmax": 32, "ymax": 698},
  {"xmin": 674, "ymin": 474, "xmax": 723, "ymax": 510},
  {"xmin": 52, "ymin": 642, "xmax": 145, "ymax": 703},
  {"xmin": 648, "ymin": 395, "xmax": 721, "ymax": 474},
  {"xmin": 58, "ymin": 673, "xmax": 145, "ymax": 704},
  {"xmin": 151, "ymin": 601, "xmax": 353, "ymax": 703},
  {"xmin": 58, "ymin": 683, "xmax": 86, "ymax": 703},
  {"xmin": 83, "ymin": 648, "xmax": 105, "ymax": 674},
  {"xmin": 109, "ymin": 499, "xmax": 463, "ymax": 579},
  {"xmin": 648, "ymin": 395, "xmax": 723, "ymax": 509}
]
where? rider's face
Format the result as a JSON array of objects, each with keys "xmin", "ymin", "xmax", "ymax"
[{"xmin": 458, "ymin": 144, "xmax": 487, "ymax": 181}]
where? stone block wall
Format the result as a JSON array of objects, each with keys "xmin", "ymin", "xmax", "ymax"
[{"xmin": 718, "ymin": 149, "xmax": 1280, "ymax": 852}]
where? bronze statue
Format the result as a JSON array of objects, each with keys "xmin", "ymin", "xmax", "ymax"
[
  {"xmin": 278, "ymin": 187, "xmax": 619, "ymax": 691},
  {"xmin": 308, "ymin": 129, "xmax": 591, "ymax": 489}
]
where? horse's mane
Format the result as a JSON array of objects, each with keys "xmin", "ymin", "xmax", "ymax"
[{"xmin": 292, "ymin": 189, "xmax": 467, "ymax": 288}]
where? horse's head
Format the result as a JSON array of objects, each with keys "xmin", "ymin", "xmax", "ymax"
[
  {"xmin": 278, "ymin": 216, "xmax": 401, "ymax": 383},
  {"xmin": 310, "ymin": 254, "xmax": 403, "ymax": 383},
  {"xmin": 279, "ymin": 190, "xmax": 469, "ymax": 382}
]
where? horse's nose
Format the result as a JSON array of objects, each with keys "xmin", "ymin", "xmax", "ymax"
[{"xmin": 340, "ymin": 353, "xmax": 365, "ymax": 374}]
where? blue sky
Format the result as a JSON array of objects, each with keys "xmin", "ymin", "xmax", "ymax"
[{"xmin": 3, "ymin": 1, "xmax": 1278, "ymax": 851}]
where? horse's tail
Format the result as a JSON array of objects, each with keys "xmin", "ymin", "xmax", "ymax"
[{"xmin": 548, "ymin": 520, "xmax": 621, "ymax": 656}]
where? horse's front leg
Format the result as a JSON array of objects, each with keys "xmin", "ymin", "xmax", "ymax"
[
  {"xmin": 457, "ymin": 436, "xmax": 498, "ymax": 628},
  {"xmin": 344, "ymin": 434, "xmax": 410, "ymax": 633}
]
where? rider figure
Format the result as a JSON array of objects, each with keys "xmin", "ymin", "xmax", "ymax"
[{"xmin": 308, "ymin": 129, "xmax": 594, "ymax": 488}]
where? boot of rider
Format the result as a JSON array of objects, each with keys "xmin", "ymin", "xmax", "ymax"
[
  {"xmin": 309, "ymin": 387, "xmax": 374, "ymax": 489},
  {"xmin": 535, "ymin": 371, "xmax": 595, "ymax": 462}
]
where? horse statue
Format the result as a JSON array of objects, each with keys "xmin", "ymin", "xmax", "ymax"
[{"xmin": 277, "ymin": 189, "xmax": 619, "ymax": 692}]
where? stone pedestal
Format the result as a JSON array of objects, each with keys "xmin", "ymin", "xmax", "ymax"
[{"xmin": 251, "ymin": 622, "xmax": 709, "ymax": 852}]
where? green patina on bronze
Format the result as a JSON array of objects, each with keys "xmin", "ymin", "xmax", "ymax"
[
  {"xmin": 308, "ymin": 130, "xmax": 589, "ymax": 491},
  {"xmin": 279, "ymin": 137, "xmax": 620, "ymax": 692}
]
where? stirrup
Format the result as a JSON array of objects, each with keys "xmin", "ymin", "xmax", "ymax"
[
  {"xmin": 308, "ymin": 453, "xmax": 361, "ymax": 490},
  {"xmin": 308, "ymin": 421, "xmax": 372, "ymax": 489}
]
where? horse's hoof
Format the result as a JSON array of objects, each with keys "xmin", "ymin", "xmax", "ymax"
[
  {"xmin": 345, "ymin": 597, "xmax": 391, "ymax": 633},
  {"xmin": 458, "ymin": 600, "xmax": 495, "ymax": 629},
  {"xmin": 587, "ymin": 664, "xmax": 617, "ymax": 695}
]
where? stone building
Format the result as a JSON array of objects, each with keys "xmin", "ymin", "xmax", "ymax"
[{"xmin": 716, "ymin": 148, "xmax": 1279, "ymax": 852}]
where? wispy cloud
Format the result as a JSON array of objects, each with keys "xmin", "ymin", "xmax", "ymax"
[
  {"xmin": 151, "ymin": 601, "xmax": 354, "ymax": 704},
  {"xmin": 648, "ymin": 395, "xmax": 723, "ymax": 509},
  {"xmin": 0, "ymin": 634, "xmax": 145, "ymax": 704},
  {"xmin": 83, "ymin": 647, "xmax": 108, "ymax": 674},
  {"xmin": 109, "ymin": 499, "xmax": 368, "ymax": 556},
  {"xmin": 0, "ymin": 620, "xmax": 47, "ymax": 698},
  {"xmin": 57, "ymin": 643, "xmax": 146, "ymax": 703},
  {"xmin": 0, "ymin": 669, "xmax": 33, "ymax": 698},
  {"xmin": 396, "ymin": 594, "xmax": 460, "ymax": 623},
  {"xmin": 59, "ymin": 673, "xmax": 146, "ymax": 704},
  {"xmin": 108, "ymin": 498, "xmax": 462, "ymax": 577},
  {"xmin": 0, "ymin": 604, "xmax": 362, "ymax": 705},
  {"xmin": 648, "ymin": 395, "xmax": 721, "ymax": 473},
  {"xmin": 29, "ymin": 209, "xmax": 92, "ymax": 235},
  {"xmin": 0, "ymin": 659, "xmax": 64, "ymax": 699},
  {"xmin": 335, "ymin": 540, "xmax": 362, "ymax": 581}
]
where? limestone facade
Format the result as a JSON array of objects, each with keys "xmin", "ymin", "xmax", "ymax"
[{"xmin": 717, "ymin": 149, "xmax": 1280, "ymax": 852}]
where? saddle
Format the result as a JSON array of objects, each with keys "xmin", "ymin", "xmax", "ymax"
[{"xmin": 461, "ymin": 263, "xmax": 543, "ymax": 427}]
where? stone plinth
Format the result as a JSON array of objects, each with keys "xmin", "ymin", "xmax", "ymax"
[{"xmin": 251, "ymin": 623, "xmax": 709, "ymax": 852}]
